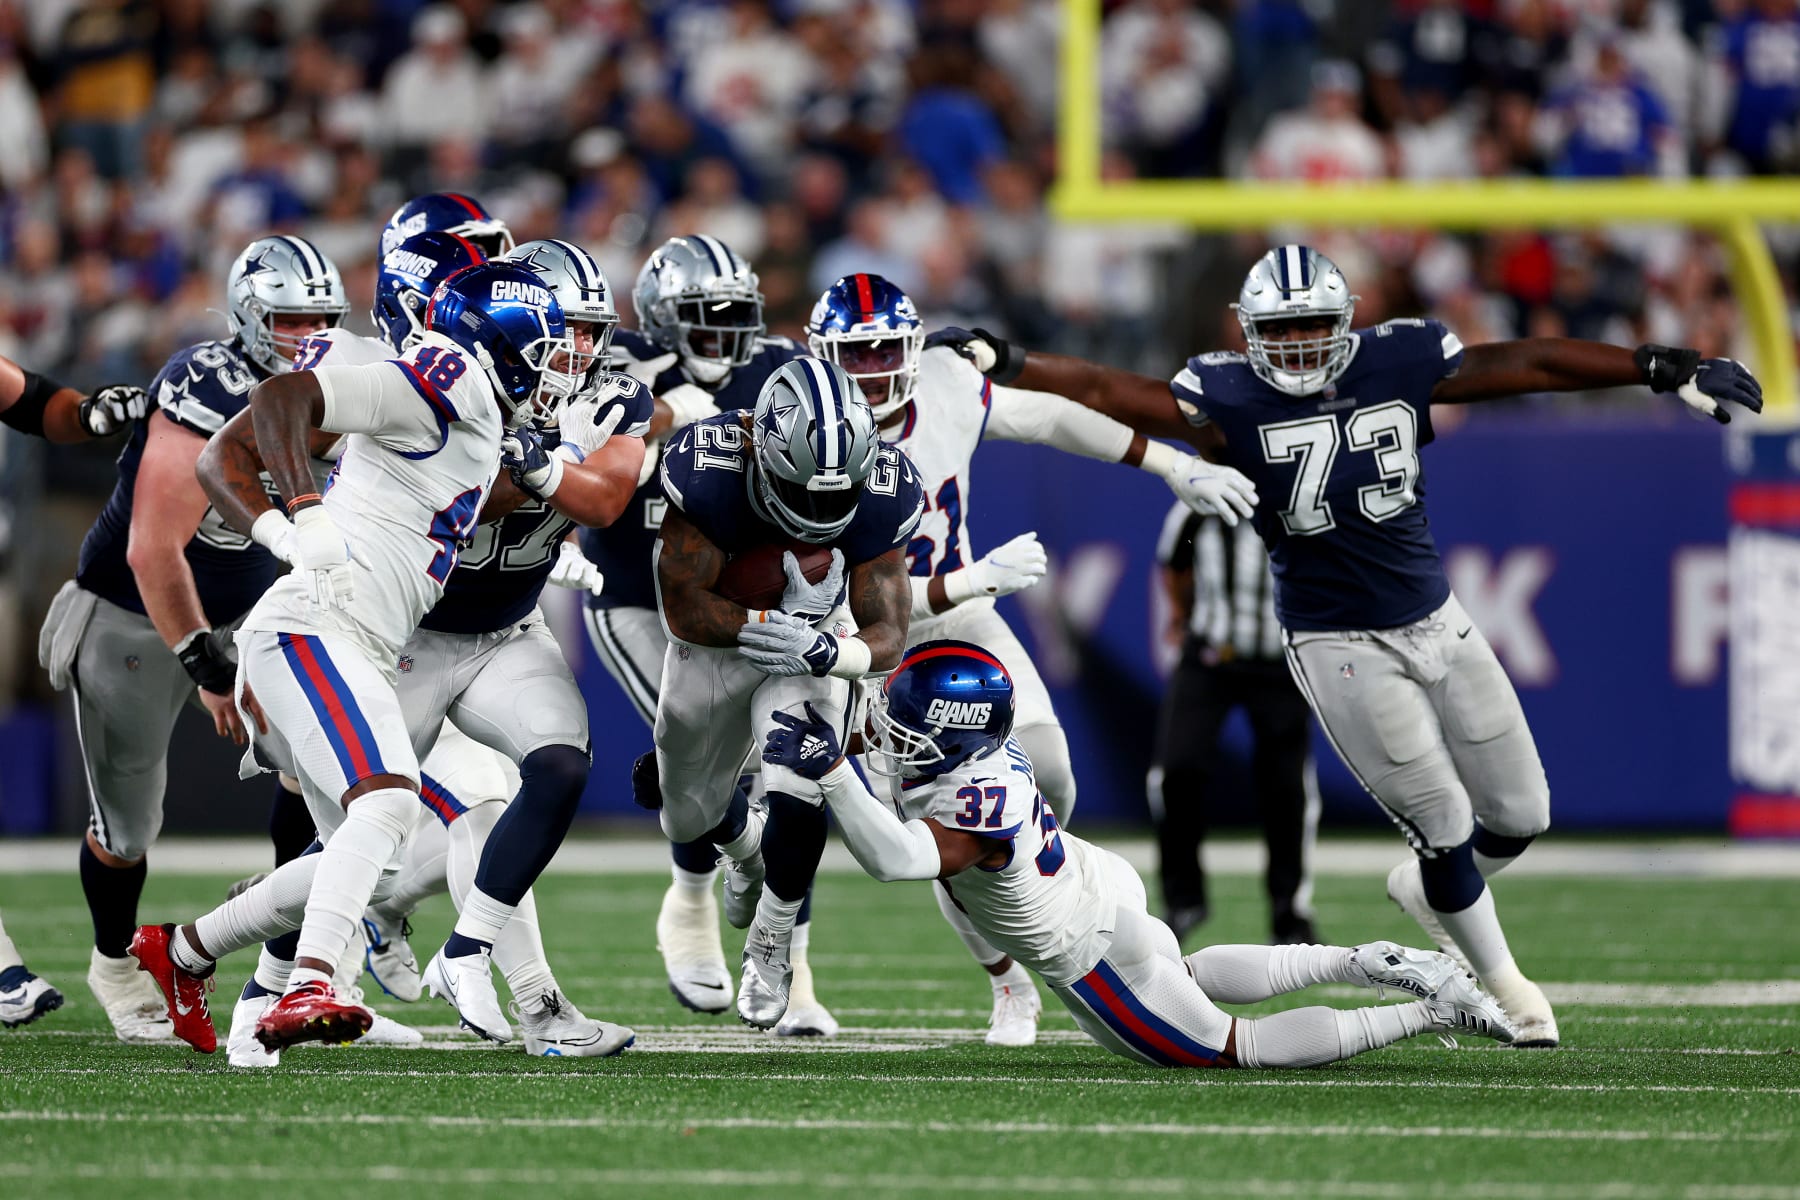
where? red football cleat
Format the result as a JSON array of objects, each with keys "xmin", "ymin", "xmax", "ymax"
[
  {"xmin": 127, "ymin": 924, "xmax": 217, "ymax": 1053},
  {"xmin": 254, "ymin": 981, "xmax": 373, "ymax": 1052}
]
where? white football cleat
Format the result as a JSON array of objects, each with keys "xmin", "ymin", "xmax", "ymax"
[
  {"xmin": 335, "ymin": 981, "xmax": 424, "ymax": 1047},
  {"xmin": 226, "ymin": 986, "xmax": 280, "ymax": 1068},
  {"xmin": 721, "ymin": 809, "xmax": 768, "ymax": 930},
  {"xmin": 774, "ymin": 959, "xmax": 837, "ymax": 1038},
  {"xmin": 1424, "ymin": 969, "xmax": 1516, "ymax": 1045},
  {"xmin": 361, "ymin": 911, "xmax": 422, "ymax": 1002},
  {"xmin": 1350, "ymin": 940, "xmax": 1458, "ymax": 1001},
  {"xmin": 985, "ymin": 977, "xmax": 1042, "ymax": 1047},
  {"xmin": 656, "ymin": 881, "xmax": 732, "ymax": 1014},
  {"xmin": 87, "ymin": 948, "xmax": 178, "ymax": 1044},
  {"xmin": 737, "ymin": 922, "xmax": 792, "ymax": 1029},
  {"xmin": 1385, "ymin": 860, "xmax": 1473, "ymax": 973},
  {"xmin": 1485, "ymin": 969, "xmax": 1560, "ymax": 1049},
  {"xmin": 514, "ymin": 992, "xmax": 635, "ymax": 1057},
  {"xmin": 0, "ymin": 968, "xmax": 64, "ymax": 1029},
  {"xmin": 422, "ymin": 948, "xmax": 512, "ymax": 1043}
]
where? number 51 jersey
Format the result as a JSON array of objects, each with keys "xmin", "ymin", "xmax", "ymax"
[{"xmin": 1172, "ymin": 318, "xmax": 1465, "ymax": 633}]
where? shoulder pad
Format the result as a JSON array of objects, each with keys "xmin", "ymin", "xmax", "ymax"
[{"xmin": 153, "ymin": 341, "xmax": 260, "ymax": 436}]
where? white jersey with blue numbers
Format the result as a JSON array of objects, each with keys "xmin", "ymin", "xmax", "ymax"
[
  {"xmin": 886, "ymin": 738, "xmax": 1114, "ymax": 988},
  {"xmin": 238, "ymin": 330, "xmax": 503, "ymax": 674},
  {"xmin": 76, "ymin": 339, "xmax": 280, "ymax": 621},
  {"xmin": 889, "ymin": 348, "xmax": 992, "ymax": 614},
  {"xmin": 1171, "ymin": 318, "xmax": 1465, "ymax": 632},
  {"xmin": 579, "ymin": 329, "xmax": 803, "ymax": 611}
]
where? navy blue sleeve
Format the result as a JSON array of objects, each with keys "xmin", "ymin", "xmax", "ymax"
[
  {"xmin": 838, "ymin": 445, "xmax": 925, "ymax": 564},
  {"xmin": 152, "ymin": 342, "xmax": 260, "ymax": 437},
  {"xmin": 658, "ymin": 416, "xmax": 757, "ymax": 548},
  {"xmin": 1170, "ymin": 351, "xmax": 1253, "ymax": 429}
]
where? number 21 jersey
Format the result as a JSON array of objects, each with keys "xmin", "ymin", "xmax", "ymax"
[{"xmin": 1172, "ymin": 319, "xmax": 1464, "ymax": 632}]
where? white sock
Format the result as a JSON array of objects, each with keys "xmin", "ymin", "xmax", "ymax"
[
  {"xmin": 1234, "ymin": 1001, "xmax": 1430, "ymax": 1068},
  {"xmin": 196, "ymin": 855, "xmax": 319, "ymax": 960},
  {"xmin": 288, "ymin": 966, "xmax": 332, "ymax": 991},
  {"xmin": 370, "ymin": 817, "xmax": 450, "ymax": 925},
  {"xmin": 452, "ymin": 886, "xmax": 516, "ymax": 949},
  {"xmin": 445, "ymin": 803, "xmax": 498, "ymax": 906},
  {"xmin": 717, "ymin": 808, "xmax": 764, "ymax": 864},
  {"xmin": 1185, "ymin": 943, "xmax": 1358, "ymax": 1004},
  {"xmin": 492, "ymin": 888, "xmax": 557, "ymax": 1003},
  {"xmin": 1434, "ymin": 886, "xmax": 1519, "ymax": 984},
  {"xmin": 790, "ymin": 917, "xmax": 812, "ymax": 967},
  {"xmin": 934, "ymin": 880, "xmax": 1007, "ymax": 967},
  {"xmin": 754, "ymin": 890, "xmax": 803, "ymax": 942},
  {"xmin": 293, "ymin": 787, "xmax": 416, "ymax": 971},
  {"xmin": 254, "ymin": 946, "xmax": 293, "ymax": 994},
  {"xmin": 0, "ymin": 917, "xmax": 23, "ymax": 972},
  {"xmin": 672, "ymin": 864, "xmax": 717, "ymax": 896},
  {"xmin": 1473, "ymin": 849, "xmax": 1518, "ymax": 878},
  {"xmin": 170, "ymin": 928, "xmax": 213, "ymax": 975},
  {"xmin": 991, "ymin": 959, "xmax": 1031, "ymax": 994}
]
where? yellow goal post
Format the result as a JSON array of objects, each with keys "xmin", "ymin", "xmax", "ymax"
[{"xmin": 1051, "ymin": 0, "xmax": 1800, "ymax": 419}]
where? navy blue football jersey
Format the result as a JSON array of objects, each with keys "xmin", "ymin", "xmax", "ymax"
[
  {"xmin": 421, "ymin": 380, "xmax": 656, "ymax": 635},
  {"xmin": 578, "ymin": 328, "xmax": 803, "ymax": 611},
  {"xmin": 76, "ymin": 340, "xmax": 281, "ymax": 622},
  {"xmin": 659, "ymin": 412, "xmax": 925, "ymax": 572},
  {"xmin": 1172, "ymin": 318, "xmax": 1465, "ymax": 631}
]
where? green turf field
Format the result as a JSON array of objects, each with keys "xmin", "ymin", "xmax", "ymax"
[{"xmin": 2, "ymin": 850, "xmax": 1796, "ymax": 1200}]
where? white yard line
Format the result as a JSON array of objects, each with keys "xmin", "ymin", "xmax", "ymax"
[
  {"xmin": 0, "ymin": 1108, "xmax": 1784, "ymax": 1144},
  {"xmin": 5, "ymin": 836, "xmax": 1800, "ymax": 878}
]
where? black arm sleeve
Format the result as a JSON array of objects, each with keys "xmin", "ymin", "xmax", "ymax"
[{"xmin": 0, "ymin": 369, "xmax": 66, "ymax": 438}]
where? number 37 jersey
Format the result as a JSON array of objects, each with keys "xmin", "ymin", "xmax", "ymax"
[{"xmin": 1172, "ymin": 318, "xmax": 1465, "ymax": 632}]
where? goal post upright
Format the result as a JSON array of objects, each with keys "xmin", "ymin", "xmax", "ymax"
[{"xmin": 1051, "ymin": 0, "xmax": 1799, "ymax": 419}]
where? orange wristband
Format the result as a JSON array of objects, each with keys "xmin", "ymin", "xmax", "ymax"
[{"xmin": 285, "ymin": 493, "xmax": 323, "ymax": 514}]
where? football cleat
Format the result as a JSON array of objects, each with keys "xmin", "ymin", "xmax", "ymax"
[
  {"xmin": 514, "ymin": 992, "xmax": 635, "ymax": 1057},
  {"xmin": 87, "ymin": 947, "xmax": 179, "ymax": 1044},
  {"xmin": 0, "ymin": 966, "xmax": 64, "ymax": 1029},
  {"xmin": 254, "ymin": 980, "xmax": 373, "ymax": 1051},
  {"xmin": 985, "ymin": 977, "xmax": 1042, "ymax": 1048},
  {"xmin": 1423, "ymin": 969, "xmax": 1517, "ymax": 1045},
  {"xmin": 224, "ymin": 871, "xmax": 268, "ymax": 901},
  {"xmin": 127, "ymin": 924, "xmax": 217, "ymax": 1053},
  {"xmin": 226, "ymin": 985, "xmax": 280, "ymax": 1068},
  {"xmin": 774, "ymin": 958, "xmax": 838, "ymax": 1038},
  {"xmin": 1385, "ymin": 860, "xmax": 1473, "ymax": 973},
  {"xmin": 335, "ymin": 980, "xmax": 424, "ymax": 1047},
  {"xmin": 422, "ymin": 947, "xmax": 512, "ymax": 1043},
  {"xmin": 721, "ymin": 808, "xmax": 767, "ymax": 930},
  {"xmin": 1349, "ymin": 940, "xmax": 1458, "ymax": 1002},
  {"xmin": 1486, "ymin": 970, "xmax": 1560, "ymax": 1049},
  {"xmin": 656, "ymin": 882, "xmax": 732, "ymax": 1013},
  {"xmin": 736, "ymin": 922, "xmax": 793, "ymax": 1029},
  {"xmin": 361, "ymin": 911, "xmax": 423, "ymax": 1002}
]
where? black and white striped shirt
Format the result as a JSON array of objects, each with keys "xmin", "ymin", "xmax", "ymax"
[{"xmin": 1157, "ymin": 501, "xmax": 1283, "ymax": 662}]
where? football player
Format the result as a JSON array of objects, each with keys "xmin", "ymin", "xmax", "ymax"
[
  {"xmin": 764, "ymin": 640, "xmax": 1517, "ymax": 1068},
  {"xmin": 41, "ymin": 235, "xmax": 346, "ymax": 1044},
  {"xmin": 129, "ymin": 261, "xmax": 573, "ymax": 1054},
  {"xmin": 380, "ymin": 191, "xmax": 515, "ymax": 259},
  {"xmin": 651, "ymin": 357, "xmax": 923, "ymax": 1027},
  {"xmin": 580, "ymin": 236, "xmax": 842, "ymax": 1034},
  {"xmin": 927, "ymin": 245, "xmax": 1766, "ymax": 1048},
  {"xmin": 805, "ymin": 273, "xmax": 1258, "ymax": 1045},
  {"xmin": 178, "ymin": 231, "xmax": 636, "ymax": 1062},
  {"xmin": 0, "ymin": 353, "xmax": 148, "ymax": 442}
]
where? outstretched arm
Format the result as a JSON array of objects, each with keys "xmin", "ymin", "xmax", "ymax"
[
  {"xmin": 0, "ymin": 355, "xmax": 148, "ymax": 442},
  {"xmin": 1433, "ymin": 339, "xmax": 1764, "ymax": 422}
]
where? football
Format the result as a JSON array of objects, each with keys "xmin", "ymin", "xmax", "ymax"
[{"xmin": 714, "ymin": 540, "xmax": 834, "ymax": 611}]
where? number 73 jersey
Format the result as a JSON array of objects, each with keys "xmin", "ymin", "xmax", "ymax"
[{"xmin": 1172, "ymin": 318, "xmax": 1465, "ymax": 632}]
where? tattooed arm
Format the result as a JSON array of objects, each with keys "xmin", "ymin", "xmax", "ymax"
[
  {"xmin": 196, "ymin": 406, "xmax": 340, "ymax": 534},
  {"xmin": 655, "ymin": 507, "xmax": 753, "ymax": 648},
  {"xmin": 847, "ymin": 548, "xmax": 911, "ymax": 672}
]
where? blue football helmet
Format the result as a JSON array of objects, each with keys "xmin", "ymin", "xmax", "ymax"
[
  {"xmin": 806, "ymin": 274, "xmax": 923, "ymax": 422},
  {"xmin": 1233, "ymin": 244, "xmax": 1358, "ymax": 397},
  {"xmin": 381, "ymin": 192, "xmax": 514, "ymax": 261},
  {"xmin": 373, "ymin": 230, "xmax": 487, "ymax": 353},
  {"xmin": 424, "ymin": 261, "xmax": 576, "ymax": 429},
  {"xmin": 867, "ymin": 640, "xmax": 1016, "ymax": 779},
  {"xmin": 750, "ymin": 357, "xmax": 880, "ymax": 543}
]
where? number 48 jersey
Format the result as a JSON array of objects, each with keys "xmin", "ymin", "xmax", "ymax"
[{"xmin": 1172, "ymin": 318, "xmax": 1465, "ymax": 632}]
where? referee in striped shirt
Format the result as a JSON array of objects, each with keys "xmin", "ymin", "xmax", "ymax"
[{"xmin": 1148, "ymin": 500, "xmax": 1320, "ymax": 944}]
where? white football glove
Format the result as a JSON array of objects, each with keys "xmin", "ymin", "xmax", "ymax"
[
  {"xmin": 292, "ymin": 505, "xmax": 355, "ymax": 610},
  {"xmin": 547, "ymin": 541, "xmax": 605, "ymax": 595},
  {"xmin": 79, "ymin": 384, "xmax": 150, "ymax": 437},
  {"xmin": 780, "ymin": 548, "xmax": 846, "ymax": 622},
  {"xmin": 1164, "ymin": 452, "xmax": 1258, "ymax": 527},
  {"xmin": 659, "ymin": 382, "xmax": 719, "ymax": 433},
  {"xmin": 738, "ymin": 610, "xmax": 839, "ymax": 677},
  {"xmin": 249, "ymin": 510, "xmax": 297, "ymax": 566},
  {"xmin": 944, "ymin": 531, "xmax": 1048, "ymax": 606}
]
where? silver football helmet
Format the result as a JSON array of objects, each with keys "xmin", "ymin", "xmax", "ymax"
[
  {"xmin": 502, "ymin": 238, "xmax": 619, "ymax": 385},
  {"xmin": 1233, "ymin": 245, "xmax": 1357, "ymax": 396},
  {"xmin": 749, "ymin": 357, "xmax": 880, "ymax": 543},
  {"xmin": 226, "ymin": 235, "xmax": 349, "ymax": 375},
  {"xmin": 633, "ymin": 235, "xmax": 764, "ymax": 385}
]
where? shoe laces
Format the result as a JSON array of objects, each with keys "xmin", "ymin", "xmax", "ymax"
[{"xmin": 990, "ymin": 984, "xmax": 1036, "ymax": 1027}]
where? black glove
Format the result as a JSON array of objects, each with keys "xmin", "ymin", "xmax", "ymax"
[
  {"xmin": 924, "ymin": 326, "xmax": 1025, "ymax": 385},
  {"xmin": 631, "ymin": 750, "xmax": 663, "ymax": 811},
  {"xmin": 78, "ymin": 383, "xmax": 151, "ymax": 437},
  {"xmin": 1634, "ymin": 344, "xmax": 1701, "ymax": 394},
  {"xmin": 174, "ymin": 629, "xmax": 237, "ymax": 695}
]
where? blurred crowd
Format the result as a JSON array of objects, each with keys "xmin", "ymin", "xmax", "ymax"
[{"xmin": 0, "ymin": 0, "xmax": 1793, "ymax": 411}]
